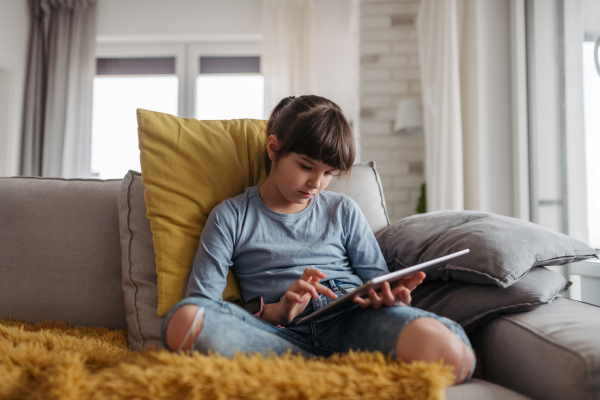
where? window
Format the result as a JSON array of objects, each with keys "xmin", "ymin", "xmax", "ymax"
[
  {"xmin": 91, "ymin": 57, "xmax": 178, "ymax": 179},
  {"xmin": 525, "ymin": 0, "xmax": 569, "ymax": 234},
  {"xmin": 521, "ymin": 0, "xmax": 595, "ymax": 301},
  {"xmin": 91, "ymin": 42, "xmax": 263, "ymax": 179},
  {"xmin": 195, "ymin": 56, "xmax": 264, "ymax": 120}
]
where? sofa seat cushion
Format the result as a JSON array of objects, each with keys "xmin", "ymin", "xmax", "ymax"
[
  {"xmin": 471, "ymin": 298, "xmax": 600, "ymax": 400},
  {"xmin": 446, "ymin": 379, "xmax": 531, "ymax": 400},
  {"xmin": 0, "ymin": 177, "xmax": 127, "ymax": 330}
]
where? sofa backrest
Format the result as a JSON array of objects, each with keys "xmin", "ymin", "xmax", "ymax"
[
  {"xmin": 0, "ymin": 177, "xmax": 127, "ymax": 330},
  {"xmin": 0, "ymin": 163, "xmax": 390, "ymax": 335}
]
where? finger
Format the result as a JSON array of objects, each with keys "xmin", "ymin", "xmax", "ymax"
[
  {"xmin": 404, "ymin": 272, "xmax": 425, "ymax": 290},
  {"xmin": 393, "ymin": 272, "xmax": 425, "ymax": 292},
  {"xmin": 353, "ymin": 295, "xmax": 371, "ymax": 309},
  {"xmin": 392, "ymin": 286, "xmax": 412, "ymax": 305},
  {"xmin": 381, "ymin": 282, "xmax": 396, "ymax": 307},
  {"xmin": 314, "ymin": 282, "xmax": 338, "ymax": 300},
  {"xmin": 295, "ymin": 280, "xmax": 320, "ymax": 298},
  {"xmin": 367, "ymin": 288, "xmax": 383, "ymax": 309},
  {"xmin": 301, "ymin": 268, "xmax": 326, "ymax": 281},
  {"xmin": 284, "ymin": 290, "xmax": 305, "ymax": 304}
]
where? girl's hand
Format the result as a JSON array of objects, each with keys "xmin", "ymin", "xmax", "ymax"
[
  {"xmin": 261, "ymin": 268, "xmax": 337, "ymax": 326},
  {"xmin": 352, "ymin": 271, "xmax": 425, "ymax": 309}
]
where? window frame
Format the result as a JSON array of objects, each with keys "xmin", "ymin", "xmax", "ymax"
[
  {"xmin": 92, "ymin": 40, "xmax": 263, "ymax": 179},
  {"xmin": 186, "ymin": 41, "xmax": 262, "ymax": 118},
  {"xmin": 95, "ymin": 39, "xmax": 262, "ymax": 118},
  {"xmin": 96, "ymin": 43, "xmax": 187, "ymax": 116},
  {"xmin": 582, "ymin": 38, "xmax": 600, "ymax": 250}
]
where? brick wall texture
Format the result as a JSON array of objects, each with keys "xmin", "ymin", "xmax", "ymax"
[{"xmin": 359, "ymin": 0, "xmax": 424, "ymax": 223}]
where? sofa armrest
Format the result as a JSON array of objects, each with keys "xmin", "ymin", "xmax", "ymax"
[
  {"xmin": 470, "ymin": 298, "xmax": 600, "ymax": 400},
  {"xmin": 0, "ymin": 177, "xmax": 127, "ymax": 330}
]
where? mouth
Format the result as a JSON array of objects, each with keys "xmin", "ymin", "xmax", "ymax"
[{"xmin": 299, "ymin": 191, "xmax": 314, "ymax": 198}]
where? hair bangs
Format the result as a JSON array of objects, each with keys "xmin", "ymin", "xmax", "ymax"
[
  {"xmin": 265, "ymin": 95, "xmax": 356, "ymax": 176},
  {"xmin": 288, "ymin": 107, "xmax": 355, "ymax": 175}
]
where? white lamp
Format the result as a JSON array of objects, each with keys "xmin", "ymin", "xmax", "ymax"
[{"xmin": 393, "ymin": 98, "xmax": 423, "ymax": 134}]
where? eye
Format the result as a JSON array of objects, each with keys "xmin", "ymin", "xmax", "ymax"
[{"xmin": 300, "ymin": 164, "xmax": 312, "ymax": 170}]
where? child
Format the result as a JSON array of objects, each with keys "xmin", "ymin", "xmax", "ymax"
[{"xmin": 162, "ymin": 95, "xmax": 475, "ymax": 384}]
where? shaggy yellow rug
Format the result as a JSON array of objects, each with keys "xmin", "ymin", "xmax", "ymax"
[{"xmin": 0, "ymin": 319, "xmax": 455, "ymax": 400}]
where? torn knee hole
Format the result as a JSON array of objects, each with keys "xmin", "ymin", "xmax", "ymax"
[
  {"xmin": 166, "ymin": 306, "xmax": 205, "ymax": 352},
  {"xmin": 455, "ymin": 344, "xmax": 474, "ymax": 384}
]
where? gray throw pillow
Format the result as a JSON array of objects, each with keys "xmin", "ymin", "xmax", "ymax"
[
  {"xmin": 411, "ymin": 267, "xmax": 570, "ymax": 333},
  {"xmin": 117, "ymin": 171, "xmax": 164, "ymax": 351},
  {"xmin": 375, "ymin": 210, "xmax": 598, "ymax": 288}
]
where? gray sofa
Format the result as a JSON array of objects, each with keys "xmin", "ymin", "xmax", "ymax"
[{"xmin": 1, "ymin": 175, "xmax": 599, "ymax": 400}]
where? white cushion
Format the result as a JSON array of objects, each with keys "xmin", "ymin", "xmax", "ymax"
[{"xmin": 327, "ymin": 161, "xmax": 390, "ymax": 234}]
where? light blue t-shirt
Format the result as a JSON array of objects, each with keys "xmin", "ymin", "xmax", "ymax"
[{"xmin": 183, "ymin": 185, "xmax": 389, "ymax": 304}]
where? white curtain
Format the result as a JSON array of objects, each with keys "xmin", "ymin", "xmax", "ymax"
[
  {"xmin": 416, "ymin": 1, "xmax": 514, "ymax": 214},
  {"xmin": 261, "ymin": 0, "xmax": 316, "ymax": 117},
  {"xmin": 21, "ymin": 0, "xmax": 96, "ymax": 178},
  {"xmin": 416, "ymin": 0, "xmax": 466, "ymax": 211}
]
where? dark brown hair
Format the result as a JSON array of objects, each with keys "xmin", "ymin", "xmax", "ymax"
[{"xmin": 265, "ymin": 95, "xmax": 356, "ymax": 177}]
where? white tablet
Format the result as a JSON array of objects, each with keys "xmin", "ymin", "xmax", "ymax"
[{"xmin": 292, "ymin": 249, "xmax": 470, "ymax": 325}]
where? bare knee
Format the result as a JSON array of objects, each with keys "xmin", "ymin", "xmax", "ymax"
[
  {"xmin": 395, "ymin": 318, "xmax": 473, "ymax": 384},
  {"xmin": 165, "ymin": 304, "xmax": 204, "ymax": 352}
]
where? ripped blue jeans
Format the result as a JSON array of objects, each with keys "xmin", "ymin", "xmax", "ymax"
[{"xmin": 161, "ymin": 280, "xmax": 475, "ymax": 381}]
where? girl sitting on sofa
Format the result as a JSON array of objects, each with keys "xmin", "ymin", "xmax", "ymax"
[{"xmin": 162, "ymin": 95, "xmax": 475, "ymax": 384}]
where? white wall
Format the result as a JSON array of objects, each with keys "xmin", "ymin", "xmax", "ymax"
[
  {"xmin": 0, "ymin": 0, "xmax": 29, "ymax": 177},
  {"xmin": 359, "ymin": 0, "xmax": 424, "ymax": 222},
  {"xmin": 313, "ymin": 0, "xmax": 360, "ymax": 131},
  {"xmin": 97, "ymin": 0, "xmax": 261, "ymax": 40},
  {"xmin": 96, "ymin": 0, "xmax": 359, "ymax": 124}
]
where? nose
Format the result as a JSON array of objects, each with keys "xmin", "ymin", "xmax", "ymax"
[{"xmin": 308, "ymin": 173, "xmax": 321, "ymax": 189}]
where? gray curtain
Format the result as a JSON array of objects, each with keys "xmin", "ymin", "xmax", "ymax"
[{"xmin": 20, "ymin": 0, "xmax": 97, "ymax": 178}]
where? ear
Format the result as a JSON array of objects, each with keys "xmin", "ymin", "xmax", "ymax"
[{"xmin": 266, "ymin": 135, "xmax": 279, "ymax": 161}]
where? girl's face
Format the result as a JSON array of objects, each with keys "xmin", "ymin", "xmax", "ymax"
[
  {"xmin": 271, "ymin": 152, "xmax": 338, "ymax": 206},
  {"xmin": 263, "ymin": 153, "xmax": 336, "ymax": 214},
  {"xmin": 261, "ymin": 134, "xmax": 340, "ymax": 214}
]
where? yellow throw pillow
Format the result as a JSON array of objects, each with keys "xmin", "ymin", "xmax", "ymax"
[{"xmin": 137, "ymin": 109, "xmax": 267, "ymax": 316}]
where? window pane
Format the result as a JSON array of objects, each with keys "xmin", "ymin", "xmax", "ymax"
[
  {"xmin": 195, "ymin": 75, "xmax": 264, "ymax": 120},
  {"xmin": 526, "ymin": 0, "xmax": 568, "ymax": 233},
  {"xmin": 583, "ymin": 41, "xmax": 600, "ymax": 248},
  {"xmin": 91, "ymin": 76, "xmax": 178, "ymax": 179}
]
